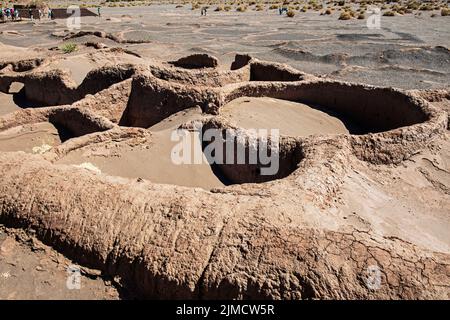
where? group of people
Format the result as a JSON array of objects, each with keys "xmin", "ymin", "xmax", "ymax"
[
  {"xmin": 0, "ymin": 7, "xmax": 20, "ymax": 21},
  {"xmin": 0, "ymin": 7, "xmax": 54, "ymax": 22}
]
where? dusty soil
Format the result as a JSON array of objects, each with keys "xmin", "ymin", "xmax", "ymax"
[
  {"xmin": 221, "ymin": 97, "xmax": 351, "ymax": 136},
  {"xmin": 0, "ymin": 3, "xmax": 449, "ymax": 300},
  {"xmin": 0, "ymin": 92, "xmax": 21, "ymax": 116},
  {"xmin": 0, "ymin": 227, "xmax": 122, "ymax": 299},
  {"xmin": 56, "ymin": 129, "xmax": 226, "ymax": 189},
  {"xmin": 2, "ymin": 3, "xmax": 449, "ymax": 89},
  {"xmin": 0, "ymin": 122, "xmax": 61, "ymax": 153}
]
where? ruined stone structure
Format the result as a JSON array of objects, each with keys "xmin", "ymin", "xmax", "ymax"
[{"xmin": 0, "ymin": 54, "xmax": 449, "ymax": 299}]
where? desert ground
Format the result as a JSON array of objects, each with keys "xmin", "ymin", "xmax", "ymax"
[{"xmin": 0, "ymin": 1, "xmax": 449, "ymax": 300}]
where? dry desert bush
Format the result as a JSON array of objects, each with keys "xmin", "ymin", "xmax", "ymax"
[
  {"xmin": 383, "ymin": 10, "xmax": 395, "ymax": 16},
  {"xmin": 60, "ymin": 43, "xmax": 78, "ymax": 54},
  {"xmin": 287, "ymin": 8, "xmax": 296, "ymax": 16},
  {"xmin": 95, "ymin": 0, "xmax": 450, "ymax": 19},
  {"xmin": 338, "ymin": 10, "xmax": 351, "ymax": 19}
]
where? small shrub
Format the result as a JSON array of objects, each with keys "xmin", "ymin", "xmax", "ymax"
[
  {"xmin": 60, "ymin": 43, "xmax": 77, "ymax": 54},
  {"xmin": 287, "ymin": 9, "xmax": 295, "ymax": 17},
  {"xmin": 442, "ymin": 7, "xmax": 450, "ymax": 16},
  {"xmin": 407, "ymin": 1, "xmax": 419, "ymax": 10},
  {"xmin": 325, "ymin": 8, "xmax": 332, "ymax": 14},
  {"xmin": 383, "ymin": 10, "xmax": 395, "ymax": 16},
  {"xmin": 338, "ymin": 11, "xmax": 351, "ymax": 19},
  {"xmin": 357, "ymin": 13, "xmax": 365, "ymax": 19},
  {"xmin": 419, "ymin": 4, "xmax": 432, "ymax": 11}
]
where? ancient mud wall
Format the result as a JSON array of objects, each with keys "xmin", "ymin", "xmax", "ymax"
[
  {"xmin": 250, "ymin": 61, "xmax": 308, "ymax": 82},
  {"xmin": 0, "ymin": 54, "xmax": 449, "ymax": 299},
  {"xmin": 0, "ymin": 64, "xmax": 140, "ymax": 107},
  {"xmin": 48, "ymin": 107, "xmax": 115, "ymax": 139},
  {"xmin": 149, "ymin": 64, "xmax": 250, "ymax": 87},
  {"xmin": 170, "ymin": 53, "xmax": 219, "ymax": 69},
  {"xmin": 0, "ymin": 105, "xmax": 115, "ymax": 139},
  {"xmin": 202, "ymin": 119, "xmax": 304, "ymax": 184},
  {"xmin": 220, "ymin": 80, "xmax": 447, "ymax": 165},
  {"xmin": 222, "ymin": 81, "xmax": 429, "ymax": 132},
  {"xmin": 0, "ymin": 70, "xmax": 77, "ymax": 105},
  {"xmin": 0, "ymin": 58, "xmax": 45, "ymax": 72},
  {"xmin": 72, "ymin": 79, "xmax": 133, "ymax": 124},
  {"xmin": 78, "ymin": 64, "xmax": 139, "ymax": 96},
  {"xmin": 120, "ymin": 73, "xmax": 221, "ymax": 128},
  {"xmin": 51, "ymin": 8, "xmax": 98, "ymax": 19},
  {"xmin": 0, "ymin": 147, "xmax": 449, "ymax": 299}
]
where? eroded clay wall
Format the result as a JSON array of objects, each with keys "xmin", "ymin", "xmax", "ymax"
[
  {"xmin": 250, "ymin": 61, "xmax": 307, "ymax": 82},
  {"xmin": 202, "ymin": 120, "xmax": 304, "ymax": 184},
  {"xmin": 48, "ymin": 108, "xmax": 115, "ymax": 140},
  {"xmin": 223, "ymin": 81, "xmax": 429, "ymax": 133},
  {"xmin": 120, "ymin": 74, "xmax": 220, "ymax": 128}
]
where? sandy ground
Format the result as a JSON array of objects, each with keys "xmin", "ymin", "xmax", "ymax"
[
  {"xmin": 222, "ymin": 97, "xmax": 351, "ymax": 136},
  {"xmin": 51, "ymin": 55, "xmax": 100, "ymax": 85},
  {"xmin": 56, "ymin": 130, "xmax": 226, "ymax": 189},
  {"xmin": 57, "ymin": 107, "xmax": 225, "ymax": 189},
  {"xmin": 338, "ymin": 135, "xmax": 450, "ymax": 254},
  {"xmin": 148, "ymin": 106, "xmax": 204, "ymax": 131},
  {"xmin": 0, "ymin": 227, "xmax": 121, "ymax": 299},
  {"xmin": 0, "ymin": 122, "xmax": 61, "ymax": 154},
  {"xmin": 50, "ymin": 51, "xmax": 145, "ymax": 85},
  {"xmin": 0, "ymin": 92, "xmax": 21, "ymax": 116},
  {"xmin": 1, "ymin": 5, "xmax": 448, "ymax": 89},
  {"xmin": 54, "ymin": 97, "xmax": 355, "ymax": 188}
]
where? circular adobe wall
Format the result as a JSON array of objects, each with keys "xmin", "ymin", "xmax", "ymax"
[
  {"xmin": 0, "ymin": 57, "xmax": 448, "ymax": 299},
  {"xmin": 219, "ymin": 79, "xmax": 447, "ymax": 166}
]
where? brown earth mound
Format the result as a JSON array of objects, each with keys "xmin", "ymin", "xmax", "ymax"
[{"xmin": 170, "ymin": 53, "xmax": 219, "ymax": 69}]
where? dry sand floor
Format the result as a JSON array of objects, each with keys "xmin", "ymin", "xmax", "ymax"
[
  {"xmin": 221, "ymin": 97, "xmax": 351, "ymax": 136},
  {"xmin": 0, "ymin": 122, "xmax": 61, "ymax": 153}
]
